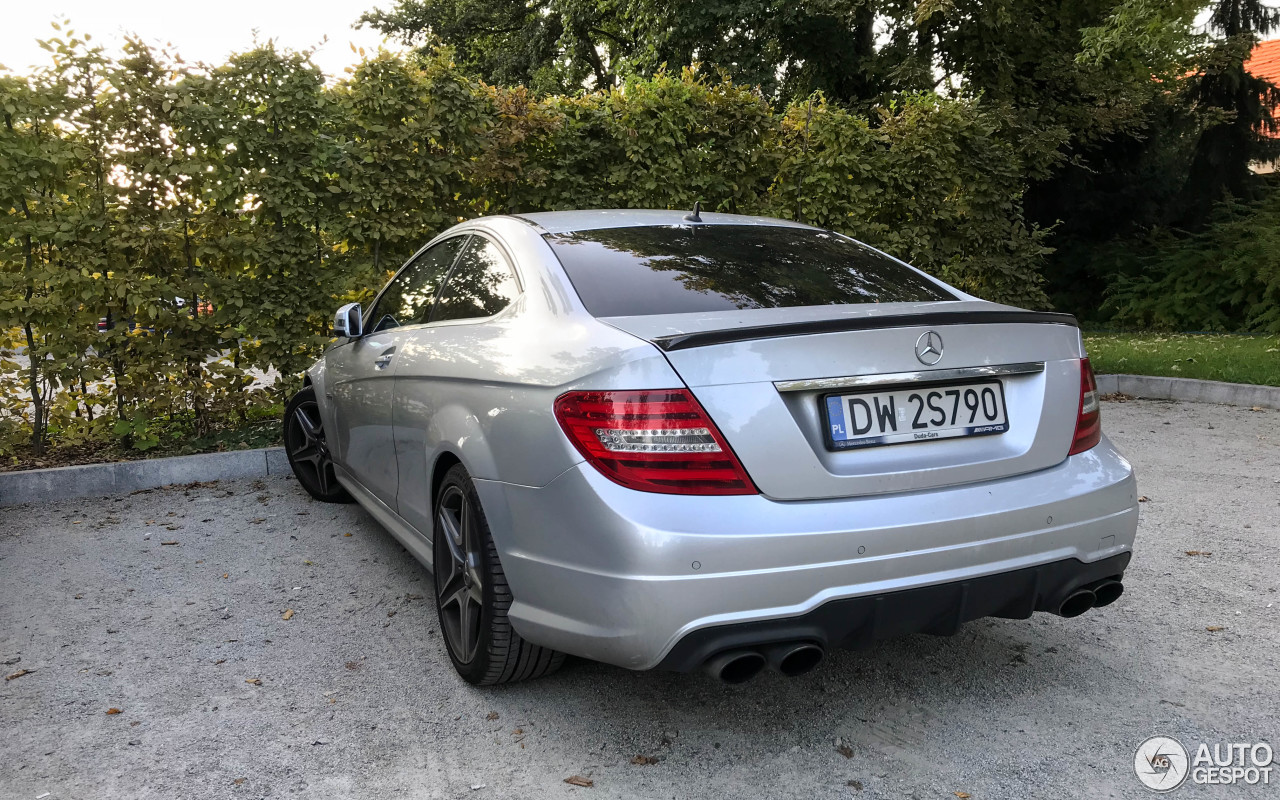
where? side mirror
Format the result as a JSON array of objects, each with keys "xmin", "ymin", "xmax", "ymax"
[{"xmin": 333, "ymin": 303, "xmax": 363, "ymax": 338}]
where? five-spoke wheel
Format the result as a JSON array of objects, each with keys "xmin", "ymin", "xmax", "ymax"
[
  {"xmin": 434, "ymin": 483, "xmax": 485, "ymax": 664},
  {"xmin": 431, "ymin": 464, "xmax": 565, "ymax": 684},
  {"xmin": 283, "ymin": 386, "xmax": 352, "ymax": 503}
]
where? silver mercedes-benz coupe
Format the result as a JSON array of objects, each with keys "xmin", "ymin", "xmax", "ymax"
[{"xmin": 284, "ymin": 209, "xmax": 1138, "ymax": 685}]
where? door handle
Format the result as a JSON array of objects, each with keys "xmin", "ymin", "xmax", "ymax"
[{"xmin": 373, "ymin": 348, "xmax": 396, "ymax": 370}]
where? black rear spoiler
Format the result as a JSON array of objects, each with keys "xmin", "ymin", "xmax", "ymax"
[{"xmin": 649, "ymin": 310, "xmax": 1078, "ymax": 352}]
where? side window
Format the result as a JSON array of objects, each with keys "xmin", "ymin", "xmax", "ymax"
[
  {"xmin": 431, "ymin": 237, "xmax": 520, "ymax": 323},
  {"xmin": 367, "ymin": 237, "xmax": 467, "ymax": 333}
]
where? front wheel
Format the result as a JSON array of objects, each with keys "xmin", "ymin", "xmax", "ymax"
[
  {"xmin": 283, "ymin": 386, "xmax": 353, "ymax": 503},
  {"xmin": 433, "ymin": 463, "xmax": 564, "ymax": 685}
]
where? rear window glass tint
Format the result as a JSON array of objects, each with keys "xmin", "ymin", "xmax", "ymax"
[{"xmin": 544, "ymin": 225, "xmax": 954, "ymax": 317}]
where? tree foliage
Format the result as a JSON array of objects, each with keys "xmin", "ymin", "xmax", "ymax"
[
  {"xmin": 766, "ymin": 94, "xmax": 1051, "ymax": 307},
  {"xmin": 359, "ymin": 0, "xmax": 632, "ymax": 94},
  {"xmin": 360, "ymin": 0, "xmax": 1203, "ymax": 165},
  {"xmin": 0, "ymin": 35, "xmax": 1053, "ymax": 459},
  {"xmin": 1104, "ymin": 192, "xmax": 1280, "ymax": 333},
  {"xmin": 364, "ymin": 0, "xmax": 1280, "ymax": 321},
  {"xmin": 1179, "ymin": 0, "xmax": 1280, "ymax": 219}
]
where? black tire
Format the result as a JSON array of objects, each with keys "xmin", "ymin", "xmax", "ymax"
[
  {"xmin": 283, "ymin": 386, "xmax": 353, "ymax": 504},
  {"xmin": 433, "ymin": 463, "xmax": 565, "ymax": 685}
]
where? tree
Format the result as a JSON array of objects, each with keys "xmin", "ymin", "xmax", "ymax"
[
  {"xmin": 1016, "ymin": 0, "xmax": 1208, "ymax": 311},
  {"xmin": 181, "ymin": 44, "xmax": 345, "ymax": 394},
  {"xmin": 359, "ymin": 0, "xmax": 634, "ymax": 93},
  {"xmin": 329, "ymin": 49, "xmax": 492, "ymax": 294},
  {"xmin": 362, "ymin": 1, "xmax": 917, "ymax": 102},
  {"xmin": 1179, "ymin": 0, "xmax": 1280, "ymax": 222},
  {"xmin": 0, "ymin": 33, "xmax": 109, "ymax": 454},
  {"xmin": 626, "ymin": 0, "xmax": 886, "ymax": 104}
]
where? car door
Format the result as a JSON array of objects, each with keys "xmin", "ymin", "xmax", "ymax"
[
  {"xmin": 325, "ymin": 236, "xmax": 467, "ymax": 508},
  {"xmin": 392, "ymin": 233, "xmax": 523, "ymax": 534}
]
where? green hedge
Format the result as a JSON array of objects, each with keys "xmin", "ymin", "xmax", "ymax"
[
  {"xmin": 1103, "ymin": 190, "xmax": 1280, "ymax": 334},
  {"xmin": 0, "ymin": 37, "xmax": 1048, "ymax": 458}
]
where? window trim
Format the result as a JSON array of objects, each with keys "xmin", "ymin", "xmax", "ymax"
[{"xmin": 425, "ymin": 231, "xmax": 525, "ymax": 326}]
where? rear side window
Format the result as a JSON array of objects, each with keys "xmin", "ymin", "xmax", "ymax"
[
  {"xmin": 544, "ymin": 225, "xmax": 954, "ymax": 317},
  {"xmin": 432, "ymin": 236, "xmax": 521, "ymax": 322}
]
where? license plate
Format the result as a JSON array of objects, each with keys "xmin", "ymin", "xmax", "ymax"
[{"xmin": 822, "ymin": 380, "xmax": 1009, "ymax": 450}]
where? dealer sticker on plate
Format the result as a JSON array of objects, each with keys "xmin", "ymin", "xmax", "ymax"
[{"xmin": 823, "ymin": 380, "xmax": 1009, "ymax": 450}]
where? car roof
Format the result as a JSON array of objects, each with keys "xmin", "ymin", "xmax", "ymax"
[{"xmin": 505, "ymin": 209, "xmax": 818, "ymax": 235}]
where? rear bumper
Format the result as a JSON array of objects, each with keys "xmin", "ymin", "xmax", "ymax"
[
  {"xmin": 654, "ymin": 552, "xmax": 1130, "ymax": 671},
  {"xmin": 473, "ymin": 436, "xmax": 1138, "ymax": 671}
]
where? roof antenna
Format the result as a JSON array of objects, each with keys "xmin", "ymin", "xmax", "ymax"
[{"xmin": 683, "ymin": 200, "xmax": 702, "ymax": 223}]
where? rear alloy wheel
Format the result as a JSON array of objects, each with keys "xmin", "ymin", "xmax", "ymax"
[
  {"xmin": 284, "ymin": 386, "xmax": 353, "ymax": 503},
  {"xmin": 433, "ymin": 464, "xmax": 564, "ymax": 685}
]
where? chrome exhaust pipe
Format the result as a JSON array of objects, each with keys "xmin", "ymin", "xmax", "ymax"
[
  {"xmin": 1092, "ymin": 580, "xmax": 1124, "ymax": 607},
  {"xmin": 1057, "ymin": 589, "xmax": 1096, "ymax": 618},
  {"xmin": 703, "ymin": 649, "xmax": 766, "ymax": 684},
  {"xmin": 764, "ymin": 643, "xmax": 825, "ymax": 677}
]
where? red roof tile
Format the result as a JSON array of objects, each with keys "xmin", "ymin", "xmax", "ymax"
[
  {"xmin": 1247, "ymin": 39, "xmax": 1280, "ymax": 139},
  {"xmin": 1246, "ymin": 38, "xmax": 1280, "ymax": 85}
]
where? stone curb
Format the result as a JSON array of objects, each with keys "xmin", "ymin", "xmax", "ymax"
[
  {"xmin": 0, "ymin": 448, "xmax": 289, "ymax": 508},
  {"xmin": 1096, "ymin": 374, "xmax": 1280, "ymax": 410}
]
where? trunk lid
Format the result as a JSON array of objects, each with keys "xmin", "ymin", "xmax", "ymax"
[{"xmin": 602, "ymin": 302, "xmax": 1085, "ymax": 500}]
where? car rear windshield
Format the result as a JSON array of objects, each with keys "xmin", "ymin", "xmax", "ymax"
[{"xmin": 543, "ymin": 224, "xmax": 955, "ymax": 317}]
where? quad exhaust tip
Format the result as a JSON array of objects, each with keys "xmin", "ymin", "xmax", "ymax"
[
  {"xmin": 1057, "ymin": 589, "xmax": 1096, "ymax": 618},
  {"xmin": 705, "ymin": 578, "xmax": 1127, "ymax": 681},
  {"xmin": 705, "ymin": 642, "xmax": 825, "ymax": 683},
  {"xmin": 1092, "ymin": 579, "xmax": 1124, "ymax": 607},
  {"xmin": 704, "ymin": 649, "xmax": 767, "ymax": 684},
  {"xmin": 766, "ymin": 642, "xmax": 825, "ymax": 677},
  {"xmin": 1056, "ymin": 578, "xmax": 1125, "ymax": 617}
]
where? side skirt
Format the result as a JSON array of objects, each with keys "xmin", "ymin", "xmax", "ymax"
[{"xmin": 334, "ymin": 464, "xmax": 435, "ymax": 572}]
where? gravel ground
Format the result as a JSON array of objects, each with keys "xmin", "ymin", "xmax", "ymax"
[{"xmin": 1, "ymin": 399, "xmax": 1277, "ymax": 800}]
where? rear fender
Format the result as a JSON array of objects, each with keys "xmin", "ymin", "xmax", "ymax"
[
  {"xmin": 430, "ymin": 402, "xmax": 500, "ymax": 482},
  {"xmin": 394, "ymin": 402, "xmax": 501, "ymax": 546}
]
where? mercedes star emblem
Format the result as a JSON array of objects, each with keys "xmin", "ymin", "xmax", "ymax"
[{"xmin": 915, "ymin": 330, "xmax": 944, "ymax": 366}]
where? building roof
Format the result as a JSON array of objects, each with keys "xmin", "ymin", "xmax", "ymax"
[
  {"xmin": 1246, "ymin": 39, "xmax": 1280, "ymax": 140},
  {"xmin": 1246, "ymin": 38, "xmax": 1280, "ymax": 86}
]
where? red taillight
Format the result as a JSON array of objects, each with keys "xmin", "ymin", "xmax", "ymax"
[
  {"xmin": 553, "ymin": 389, "xmax": 757, "ymax": 495},
  {"xmin": 1069, "ymin": 358, "xmax": 1102, "ymax": 455}
]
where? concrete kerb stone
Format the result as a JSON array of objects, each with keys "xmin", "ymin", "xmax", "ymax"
[
  {"xmin": 1096, "ymin": 373, "xmax": 1280, "ymax": 410},
  {"xmin": 0, "ymin": 447, "xmax": 288, "ymax": 507}
]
